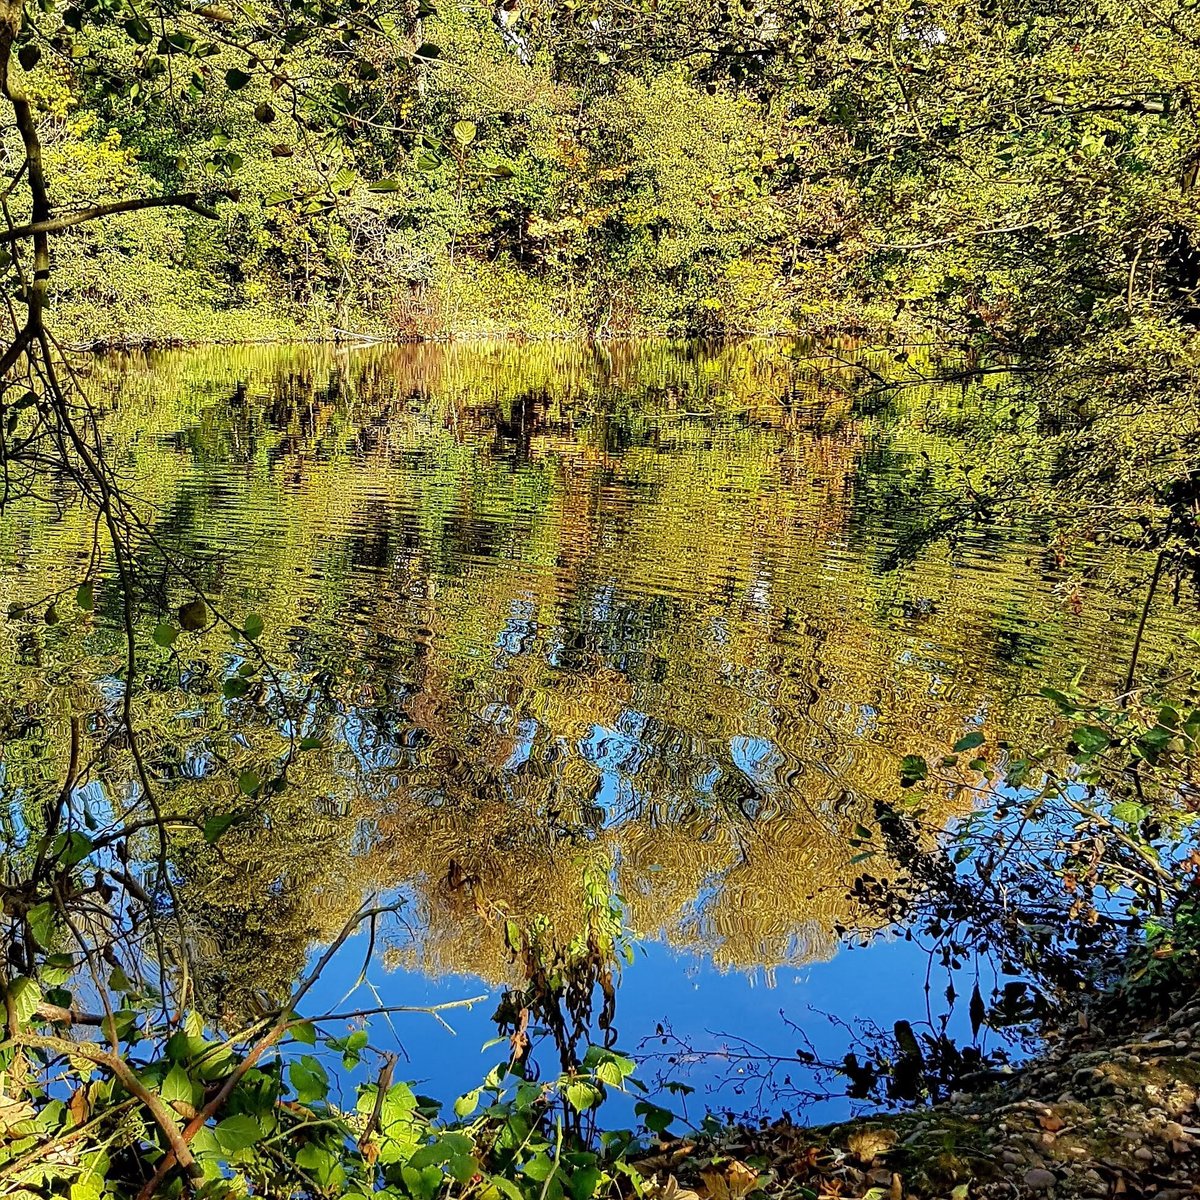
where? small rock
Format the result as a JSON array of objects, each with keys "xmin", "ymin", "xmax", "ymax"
[
  {"xmin": 1134, "ymin": 1146, "xmax": 1155, "ymax": 1162},
  {"xmin": 1023, "ymin": 1168, "xmax": 1057, "ymax": 1191},
  {"xmin": 1161, "ymin": 1120, "xmax": 1185, "ymax": 1141}
]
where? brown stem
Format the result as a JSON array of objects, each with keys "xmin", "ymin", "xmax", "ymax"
[{"xmin": 16, "ymin": 1033, "xmax": 203, "ymax": 1181}]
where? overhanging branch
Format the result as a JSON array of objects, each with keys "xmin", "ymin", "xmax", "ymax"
[{"xmin": 0, "ymin": 192, "xmax": 226, "ymax": 244}]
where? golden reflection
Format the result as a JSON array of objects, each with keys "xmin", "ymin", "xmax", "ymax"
[{"xmin": 0, "ymin": 341, "xmax": 1182, "ymax": 1007}]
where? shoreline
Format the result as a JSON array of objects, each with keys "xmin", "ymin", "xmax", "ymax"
[{"xmin": 648, "ymin": 1000, "xmax": 1200, "ymax": 1200}]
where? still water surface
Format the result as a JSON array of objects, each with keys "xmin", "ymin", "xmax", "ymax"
[{"xmin": 0, "ymin": 340, "xmax": 1181, "ymax": 1115}]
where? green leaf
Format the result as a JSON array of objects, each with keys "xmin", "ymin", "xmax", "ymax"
[
  {"xmin": 899, "ymin": 754, "xmax": 928, "ymax": 787},
  {"xmin": 953, "ymin": 731, "xmax": 985, "ymax": 752},
  {"xmin": 26, "ymin": 902, "xmax": 54, "ymax": 948},
  {"xmin": 204, "ymin": 813, "xmax": 239, "ymax": 843},
  {"xmin": 449, "ymin": 1154, "xmax": 478, "ymax": 1184},
  {"xmin": 299, "ymin": 736, "xmax": 323, "ymax": 750},
  {"xmin": 564, "ymin": 1081, "xmax": 602, "ymax": 1112},
  {"xmin": 416, "ymin": 151, "xmax": 441, "ymax": 171},
  {"xmin": 570, "ymin": 1167, "xmax": 603, "ymax": 1200},
  {"xmin": 1111, "ymin": 801, "xmax": 1148, "ymax": 824},
  {"xmin": 9, "ymin": 977, "xmax": 42, "ymax": 1028},
  {"xmin": 237, "ymin": 770, "xmax": 260, "ymax": 796},
  {"xmin": 225, "ymin": 67, "xmax": 253, "ymax": 90},
  {"xmin": 108, "ymin": 966, "xmax": 134, "ymax": 994},
  {"xmin": 403, "ymin": 1165, "xmax": 445, "ymax": 1200},
  {"xmin": 161, "ymin": 1064, "xmax": 202, "ymax": 1109},
  {"xmin": 288, "ymin": 1055, "xmax": 328, "ymax": 1103},
  {"xmin": 595, "ymin": 1060, "xmax": 624, "ymax": 1087},
  {"xmin": 153, "ymin": 622, "xmax": 178, "ymax": 648},
  {"xmin": 488, "ymin": 1176, "xmax": 526, "ymax": 1200},
  {"xmin": 410, "ymin": 1141, "xmax": 451, "ymax": 1169},
  {"xmin": 291, "ymin": 1019, "xmax": 317, "ymax": 1045},
  {"xmin": 54, "ymin": 831, "xmax": 93, "ymax": 867},
  {"xmin": 41, "ymin": 954, "xmax": 74, "ymax": 988},
  {"xmin": 243, "ymin": 613, "xmax": 265, "ymax": 639},
  {"xmin": 1136, "ymin": 725, "xmax": 1173, "ymax": 757},
  {"xmin": 453, "ymin": 120, "xmax": 477, "ymax": 145},
  {"xmin": 368, "ymin": 178, "xmax": 401, "ymax": 192},
  {"xmin": 1040, "ymin": 687, "xmax": 1077, "ymax": 714},
  {"xmin": 454, "ymin": 1088, "xmax": 481, "ymax": 1118},
  {"xmin": 124, "ymin": 16, "xmax": 153, "ymax": 43},
  {"xmin": 177, "ymin": 599, "xmax": 209, "ymax": 632},
  {"xmin": 1072, "ymin": 725, "xmax": 1111, "ymax": 755},
  {"xmin": 635, "ymin": 1101, "xmax": 672, "ymax": 1133},
  {"xmin": 215, "ymin": 1113, "xmax": 261, "ymax": 1152},
  {"xmin": 223, "ymin": 677, "xmax": 250, "ymax": 699},
  {"xmin": 75, "ymin": 583, "xmax": 93, "ymax": 612},
  {"xmin": 524, "ymin": 1154, "xmax": 558, "ymax": 1183},
  {"xmin": 414, "ymin": 42, "xmax": 441, "ymax": 59}
]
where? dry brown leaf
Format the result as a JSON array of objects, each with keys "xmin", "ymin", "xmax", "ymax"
[
  {"xmin": 700, "ymin": 1159, "xmax": 759, "ymax": 1200},
  {"xmin": 0, "ymin": 1092, "xmax": 36, "ymax": 1133},
  {"xmin": 845, "ymin": 1128, "xmax": 899, "ymax": 1163},
  {"xmin": 659, "ymin": 1174, "xmax": 703, "ymax": 1200},
  {"xmin": 67, "ymin": 1086, "xmax": 89, "ymax": 1127}
]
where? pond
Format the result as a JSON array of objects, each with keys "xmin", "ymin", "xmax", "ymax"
[{"xmin": 0, "ymin": 340, "xmax": 1183, "ymax": 1120}]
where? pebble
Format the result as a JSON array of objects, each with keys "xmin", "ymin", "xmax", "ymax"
[
  {"xmin": 1162, "ymin": 1120, "xmax": 1185, "ymax": 1141},
  {"xmin": 1134, "ymin": 1146, "xmax": 1155, "ymax": 1162},
  {"xmin": 1023, "ymin": 1168, "xmax": 1057, "ymax": 1190}
]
